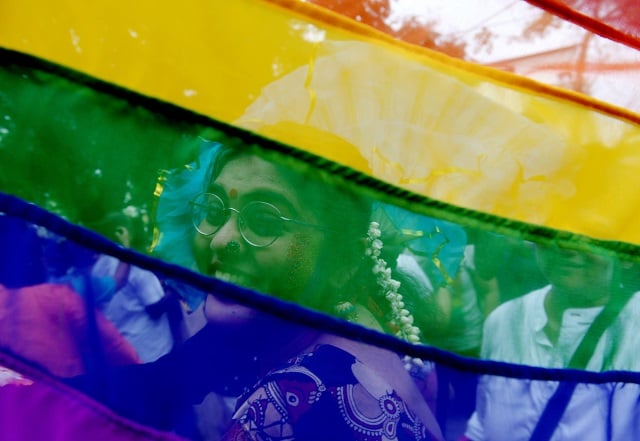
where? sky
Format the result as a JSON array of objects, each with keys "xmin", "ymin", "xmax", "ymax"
[{"xmin": 384, "ymin": 0, "xmax": 640, "ymax": 111}]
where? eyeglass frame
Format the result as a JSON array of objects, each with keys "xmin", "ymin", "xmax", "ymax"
[{"xmin": 188, "ymin": 192, "xmax": 328, "ymax": 248}]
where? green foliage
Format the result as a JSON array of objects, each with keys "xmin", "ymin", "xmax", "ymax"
[{"xmin": 0, "ymin": 61, "xmax": 202, "ymax": 228}]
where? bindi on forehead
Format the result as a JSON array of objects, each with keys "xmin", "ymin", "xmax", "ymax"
[{"xmin": 229, "ymin": 188, "xmax": 238, "ymax": 199}]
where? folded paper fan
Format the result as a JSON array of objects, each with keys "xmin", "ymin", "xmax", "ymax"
[{"xmin": 237, "ymin": 40, "xmax": 574, "ymax": 224}]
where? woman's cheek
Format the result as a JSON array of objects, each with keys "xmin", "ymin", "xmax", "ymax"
[
  {"xmin": 192, "ymin": 234, "xmax": 210, "ymax": 273},
  {"xmin": 284, "ymin": 233, "xmax": 318, "ymax": 298}
]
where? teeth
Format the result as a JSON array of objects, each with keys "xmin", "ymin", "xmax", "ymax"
[{"xmin": 215, "ymin": 272, "xmax": 248, "ymax": 286}]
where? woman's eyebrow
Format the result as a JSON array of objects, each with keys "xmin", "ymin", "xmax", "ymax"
[
  {"xmin": 243, "ymin": 189, "xmax": 298, "ymax": 215},
  {"xmin": 205, "ymin": 182, "xmax": 300, "ymax": 216},
  {"xmin": 205, "ymin": 182, "xmax": 226, "ymax": 197}
]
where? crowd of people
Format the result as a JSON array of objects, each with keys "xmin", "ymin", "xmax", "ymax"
[{"xmin": 2, "ymin": 137, "xmax": 640, "ymax": 441}]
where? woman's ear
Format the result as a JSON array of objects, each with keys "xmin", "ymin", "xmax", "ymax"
[{"xmin": 114, "ymin": 226, "xmax": 131, "ymax": 248}]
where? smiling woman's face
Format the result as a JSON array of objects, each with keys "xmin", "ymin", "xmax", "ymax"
[{"xmin": 192, "ymin": 154, "xmax": 325, "ymax": 307}]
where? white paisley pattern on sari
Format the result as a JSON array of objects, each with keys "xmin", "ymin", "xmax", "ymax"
[{"xmin": 222, "ymin": 344, "xmax": 438, "ymax": 441}]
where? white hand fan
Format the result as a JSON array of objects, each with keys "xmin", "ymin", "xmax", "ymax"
[{"xmin": 237, "ymin": 40, "xmax": 572, "ymax": 222}]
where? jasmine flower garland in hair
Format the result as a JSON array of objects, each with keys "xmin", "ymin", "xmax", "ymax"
[{"xmin": 366, "ymin": 221, "xmax": 422, "ymax": 344}]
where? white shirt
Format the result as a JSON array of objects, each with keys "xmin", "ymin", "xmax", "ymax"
[
  {"xmin": 92, "ymin": 255, "xmax": 173, "ymax": 362},
  {"xmin": 465, "ymin": 285, "xmax": 640, "ymax": 441}
]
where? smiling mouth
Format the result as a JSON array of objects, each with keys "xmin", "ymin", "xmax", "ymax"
[{"xmin": 215, "ymin": 271, "xmax": 253, "ymax": 287}]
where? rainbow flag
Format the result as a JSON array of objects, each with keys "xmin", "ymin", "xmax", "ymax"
[{"xmin": 1, "ymin": 1, "xmax": 639, "ymax": 440}]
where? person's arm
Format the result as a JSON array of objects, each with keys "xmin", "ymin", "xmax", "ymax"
[
  {"xmin": 112, "ymin": 261, "xmax": 131, "ymax": 291},
  {"xmin": 462, "ymin": 409, "xmax": 484, "ymax": 441},
  {"xmin": 144, "ymin": 295, "xmax": 173, "ymax": 320},
  {"xmin": 65, "ymin": 322, "xmax": 261, "ymax": 430},
  {"xmin": 129, "ymin": 269, "xmax": 170, "ymax": 319},
  {"xmin": 459, "ymin": 302, "xmax": 503, "ymax": 441}
]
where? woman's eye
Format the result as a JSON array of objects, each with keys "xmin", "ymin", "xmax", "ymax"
[
  {"xmin": 205, "ymin": 205, "xmax": 226, "ymax": 226},
  {"xmin": 245, "ymin": 209, "xmax": 284, "ymax": 237}
]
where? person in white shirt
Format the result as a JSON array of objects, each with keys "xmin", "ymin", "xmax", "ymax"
[
  {"xmin": 91, "ymin": 212, "xmax": 174, "ymax": 362},
  {"xmin": 464, "ymin": 244, "xmax": 640, "ymax": 441}
]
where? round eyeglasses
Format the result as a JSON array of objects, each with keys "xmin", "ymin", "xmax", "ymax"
[{"xmin": 189, "ymin": 192, "xmax": 324, "ymax": 248}]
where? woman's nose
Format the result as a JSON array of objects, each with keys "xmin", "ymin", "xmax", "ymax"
[{"xmin": 209, "ymin": 212, "xmax": 243, "ymax": 251}]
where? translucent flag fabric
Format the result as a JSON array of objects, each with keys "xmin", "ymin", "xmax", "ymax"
[
  {"xmin": 3, "ymin": 0, "xmax": 640, "ymax": 245},
  {"xmin": 527, "ymin": 0, "xmax": 640, "ymax": 49},
  {"xmin": 2, "ymin": 1, "xmax": 640, "ymax": 441},
  {"xmin": 2, "ymin": 193, "xmax": 640, "ymax": 441}
]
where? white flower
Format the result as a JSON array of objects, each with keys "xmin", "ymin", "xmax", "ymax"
[
  {"xmin": 368, "ymin": 222, "xmax": 381, "ymax": 239},
  {"xmin": 364, "ymin": 220, "xmax": 422, "ymax": 346},
  {"xmin": 400, "ymin": 316, "xmax": 413, "ymax": 325}
]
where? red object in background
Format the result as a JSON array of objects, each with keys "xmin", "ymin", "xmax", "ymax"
[
  {"xmin": 527, "ymin": 0, "xmax": 640, "ymax": 51},
  {"xmin": 0, "ymin": 283, "xmax": 140, "ymax": 377}
]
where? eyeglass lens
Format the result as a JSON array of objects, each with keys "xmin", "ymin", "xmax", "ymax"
[{"xmin": 191, "ymin": 193, "xmax": 285, "ymax": 247}]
